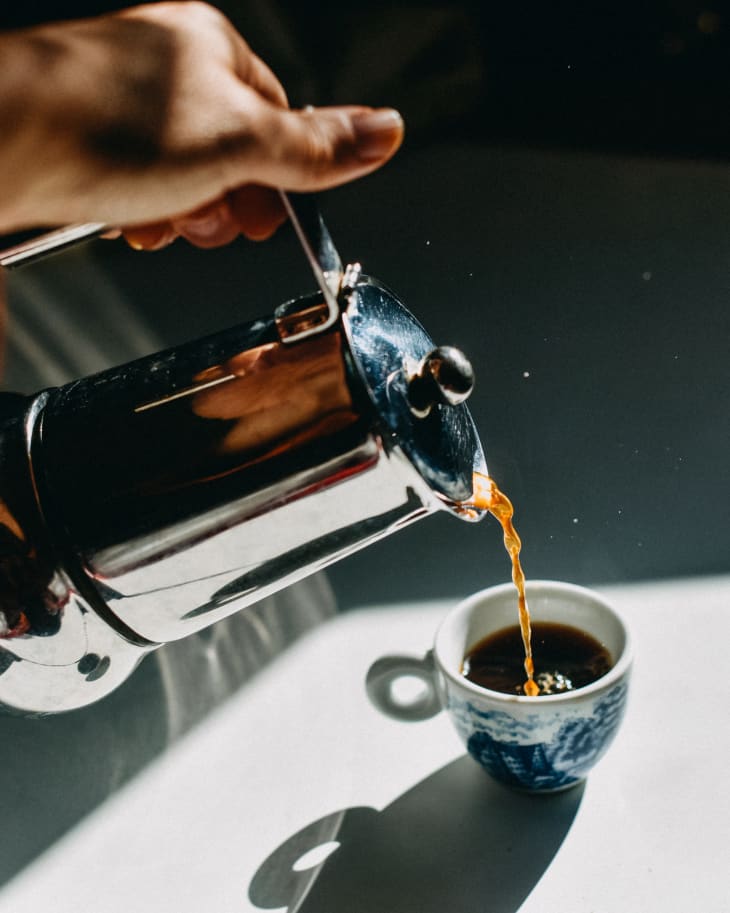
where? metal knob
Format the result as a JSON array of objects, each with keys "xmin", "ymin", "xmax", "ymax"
[{"xmin": 407, "ymin": 346, "xmax": 475, "ymax": 416}]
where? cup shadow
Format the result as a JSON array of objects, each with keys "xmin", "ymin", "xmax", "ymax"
[{"xmin": 249, "ymin": 755, "xmax": 584, "ymax": 913}]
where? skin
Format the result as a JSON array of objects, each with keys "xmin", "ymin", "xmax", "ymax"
[
  {"xmin": 0, "ymin": 1, "xmax": 404, "ymax": 243},
  {"xmin": 0, "ymin": 1, "xmax": 403, "ymax": 360}
]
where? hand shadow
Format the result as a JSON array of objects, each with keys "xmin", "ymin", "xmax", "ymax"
[{"xmin": 249, "ymin": 754, "xmax": 584, "ymax": 913}]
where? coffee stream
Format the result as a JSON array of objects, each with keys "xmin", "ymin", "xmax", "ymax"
[{"xmin": 468, "ymin": 472, "xmax": 540, "ymax": 697}]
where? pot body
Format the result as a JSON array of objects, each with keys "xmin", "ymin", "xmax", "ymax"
[{"xmin": 0, "ymin": 277, "xmax": 484, "ymax": 712}]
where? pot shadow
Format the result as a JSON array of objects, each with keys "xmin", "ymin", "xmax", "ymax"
[
  {"xmin": 0, "ymin": 575, "xmax": 336, "ymax": 889},
  {"xmin": 249, "ymin": 755, "xmax": 584, "ymax": 913}
]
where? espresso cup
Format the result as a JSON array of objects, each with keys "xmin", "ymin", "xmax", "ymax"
[{"xmin": 366, "ymin": 580, "xmax": 632, "ymax": 793}]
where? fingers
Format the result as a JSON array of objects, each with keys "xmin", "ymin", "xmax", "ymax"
[
  {"xmin": 172, "ymin": 201, "xmax": 240, "ymax": 248},
  {"xmin": 230, "ymin": 40, "xmax": 289, "ymax": 110},
  {"xmin": 230, "ymin": 103, "xmax": 405, "ymax": 193},
  {"xmin": 226, "ymin": 185, "xmax": 286, "ymax": 240},
  {"xmin": 123, "ymin": 209, "xmax": 237, "ymax": 251},
  {"xmin": 215, "ymin": 17, "xmax": 404, "ymax": 192},
  {"xmin": 121, "ymin": 101, "xmax": 404, "ymax": 251},
  {"xmin": 123, "ymin": 186, "xmax": 286, "ymax": 250},
  {"xmin": 123, "ymin": 223, "xmax": 177, "ymax": 251}
]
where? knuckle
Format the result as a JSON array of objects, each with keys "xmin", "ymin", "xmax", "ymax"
[
  {"xmin": 176, "ymin": 1, "xmax": 223, "ymax": 24},
  {"xmin": 147, "ymin": 1, "xmax": 231, "ymax": 36},
  {"xmin": 304, "ymin": 128, "xmax": 335, "ymax": 176},
  {"xmin": 296, "ymin": 116, "xmax": 348, "ymax": 184}
]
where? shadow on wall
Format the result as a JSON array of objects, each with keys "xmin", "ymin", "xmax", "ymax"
[{"xmin": 249, "ymin": 755, "xmax": 584, "ymax": 913}]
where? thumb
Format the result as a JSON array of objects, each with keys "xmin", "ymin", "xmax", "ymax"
[{"xmin": 241, "ymin": 104, "xmax": 405, "ymax": 192}]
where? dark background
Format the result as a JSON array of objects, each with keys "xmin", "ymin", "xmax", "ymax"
[
  {"xmin": 3, "ymin": 2, "xmax": 730, "ymax": 606},
  {"xmin": 5, "ymin": 2, "xmax": 730, "ymax": 160}
]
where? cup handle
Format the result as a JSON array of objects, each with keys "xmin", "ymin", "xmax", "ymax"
[{"xmin": 365, "ymin": 650, "xmax": 442, "ymax": 722}]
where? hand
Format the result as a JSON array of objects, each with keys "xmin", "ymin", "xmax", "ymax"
[{"xmin": 0, "ymin": 2, "xmax": 404, "ymax": 249}]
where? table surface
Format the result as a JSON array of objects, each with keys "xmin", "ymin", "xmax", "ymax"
[{"xmin": 0, "ymin": 574, "xmax": 727, "ymax": 913}]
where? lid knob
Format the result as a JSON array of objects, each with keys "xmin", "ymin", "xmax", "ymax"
[{"xmin": 407, "ymin": 346, "xmax": 475, "ymax": 416}]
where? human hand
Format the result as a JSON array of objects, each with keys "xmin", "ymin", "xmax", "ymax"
[{"xmin": 0, "ymin": 2, "xmax": 404, "ymax": 249}]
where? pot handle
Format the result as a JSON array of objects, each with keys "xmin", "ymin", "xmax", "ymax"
[{"xmin": 365, "ymin": 650, "xmax": 442, "ymax": 722}]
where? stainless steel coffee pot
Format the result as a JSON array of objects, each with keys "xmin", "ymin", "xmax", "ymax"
[{"xmin": 0, "ymin": 195, "xmax": 487, "ymax": 713}]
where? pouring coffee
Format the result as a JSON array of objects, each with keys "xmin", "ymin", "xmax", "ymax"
[{"xmin": 0, "ymin": 195, "xmax": 488, "ymax": 713}]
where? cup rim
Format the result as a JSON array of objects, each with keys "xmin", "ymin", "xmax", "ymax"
[{"xmin": 434, "ymin": 579, "xmax": 633, "ymax": 704}]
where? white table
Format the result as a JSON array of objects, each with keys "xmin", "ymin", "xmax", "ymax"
[{"xmin": 1, "ymin": 575, "xmax": 728, "ymax": 912}]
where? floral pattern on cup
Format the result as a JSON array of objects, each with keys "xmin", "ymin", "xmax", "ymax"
[{"xmin": 448, "ymin": 682, "xmax": 629, "ymax": 791}]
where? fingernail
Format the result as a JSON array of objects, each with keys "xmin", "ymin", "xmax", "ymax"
[
  {"xmin": 124, "ymin": 226, "xmax": 176, "ymax": 251},
  {"xmin": 147, "ymin": 229, "xmax": 177, "ymax": 250},
  {"xmin": 350, "ymin": 108, "xmax": 404, "ymax": 162}
]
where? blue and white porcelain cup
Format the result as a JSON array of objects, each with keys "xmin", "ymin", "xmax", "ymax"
[{"xmin": 366, "ymin": 580, "xmax": 632, "ymax": 793}]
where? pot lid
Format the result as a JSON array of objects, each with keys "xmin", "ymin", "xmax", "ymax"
[{"xmin": 343, "ymin": 275, "xmax": 487, "ymax": 515}]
